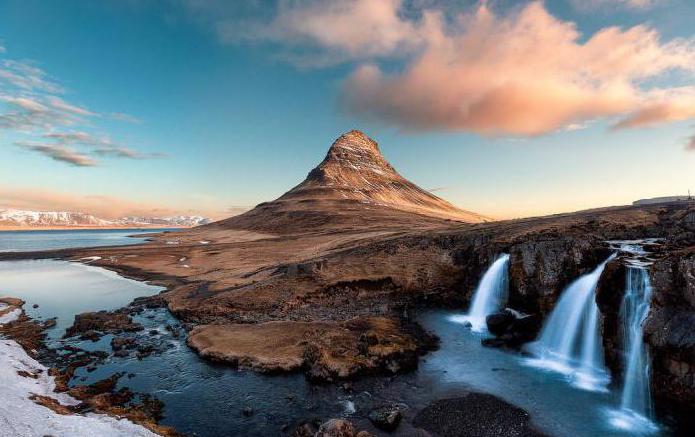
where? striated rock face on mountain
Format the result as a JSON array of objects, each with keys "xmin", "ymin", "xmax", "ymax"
[{"xmin": 212, "ymin": 130, "xmax": 488, "ymax": 233}]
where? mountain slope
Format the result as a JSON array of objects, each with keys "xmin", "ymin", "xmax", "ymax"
[{"xmin": 211, "ymin": 130, "xmax": 489, "ymax": 233}]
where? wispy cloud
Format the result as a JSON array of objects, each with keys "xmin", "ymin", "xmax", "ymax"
[
  {"xmin": 15, "ymin": 141, "xmax": 97, "ymax": 167},
  {"xmin": 0, "ymin": 46, "xmax": 160, "ymax": 165},
  {"xmin": 93, "ymin": 145, "xmax": 166, "ymax": 159},
  {"xmin": 39, "ymin": 130, "xmax": 165, "ymax": 161}
]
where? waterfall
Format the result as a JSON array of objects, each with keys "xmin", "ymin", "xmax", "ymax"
[
  {"xmin": 620, "ymin": 266, "xmax": 653, "ymax": 416},
  {"xmin": 525, "ymin": 255, "xmax": 614, "ymax": 391},
  {"xmin": 450, "ymin": 254, "xmax": 510, "ymax": 332},
  {"xmin": 607, "ymin": 264, "xmax": 659, "ymax": 433}
]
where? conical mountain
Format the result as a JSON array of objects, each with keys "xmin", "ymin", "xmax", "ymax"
[{"xmin": 212, "ymin": 130, "xmax": 488, "ymax": 233}]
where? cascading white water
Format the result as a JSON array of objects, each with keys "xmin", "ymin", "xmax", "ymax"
[
  {"xmin": 450, "ymin": 254, "xmax": 510, "ymax": 332},
  {"xmin": 620, "ymin": 266, "xmax": 653, "ymax": 416},
  {"xmin": 525, "ymin": 255, "xmax": 615, "ymax": 391},
  {"xmin": 607, "ymin": 262, "xmax": 659, "ymax": 433}
]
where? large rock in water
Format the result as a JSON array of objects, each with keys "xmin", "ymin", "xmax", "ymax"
[
  {"xmin": 316, "ymin": 419, "xmax": 356, "ymax": 437},
  {"xmin": 483, "ymin": 309, "xmax": 541, "ymax": 350},
  {"xmin": 413, "ymin": 393, "xmax": 545, "ymax": 437},
  {"xmin": 368, "ymin": 405, "xmax": 402, "ymax": 432},
  {"xmin": 64, "ymin": 311, "xmax": 142, "ymax": 338}
]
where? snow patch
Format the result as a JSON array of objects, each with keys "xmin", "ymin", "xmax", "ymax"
[
  {"xmin": 80, "ymin": 256, "xmax": 102, "ymax": 263},
  {"xmin": 0, "ymin": 314, "xmax": 157, "ymax": 436},
  {"xmin": 0, "ymin": 308, "xmax": 21, "ymax": 324}
]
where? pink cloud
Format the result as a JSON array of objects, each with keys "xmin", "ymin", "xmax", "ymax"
[
  {"xmin": 614, "ymin": 99, "xmax": 695, "ymax": 129},
  {"xmin": 337, "ymin": 2, "xmax": 695, "ymax": 135}
]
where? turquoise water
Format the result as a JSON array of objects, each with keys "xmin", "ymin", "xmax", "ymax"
[{"xmin": 0, "ymin": 228, "xmax": 178, "ymax": 252}]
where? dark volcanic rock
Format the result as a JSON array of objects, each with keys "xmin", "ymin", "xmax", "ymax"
[
  {"xmin": 111, "ymin": 337, "xmax": 137, "ymax": 351},
  {"xmin": 368, "ymin": 405, "xmax": 402, "ymax": 432},
  {"xmin": 64, "ymin": 311, "xmax": 143, "ymax": 338},
  {"xmin": 486, "ymin": 311, "xmax": 516, "ymax": 336},
  {"xmin": 508, "ymin": 237, "xmax": 610, "ymax": 315},
  {"xmin": 644, "ymin": 251, "xmax": 695, "ymax": 430},
  {"xmin": 292, "ymin": 420, "xmax": 320, "ymax": 437},
  {"xmin": 595, "ymin": 258, "xmax": 627, "ymax": 376},
  {"xmin": 483, "ymin": 310, "xmax": 541, "ymax": 350},
  {"xmin": 413, "ymin": 393, "xmax": 545, "ymax": 437},
  {"xmin": 316, "ymin": 419, "xmax": 356, "ymax": 437}
]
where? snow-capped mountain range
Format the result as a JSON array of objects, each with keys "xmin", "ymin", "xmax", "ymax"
[{"xmin": 0, "ymin": 209, "xmax": 211, "ymax": 228}]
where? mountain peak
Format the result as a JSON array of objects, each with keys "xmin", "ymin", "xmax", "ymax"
[
  {"xmin": 328, "ymin": 130, "xmax": 380, "ymax": 154},
  {"xmin": 276, "ymin": 131, "xmax": 488, "ymax": 222},
  {"xmin": 213, "ymin": 130, "xmax": 489, "ymax": 233},
  {"xmin": 307, "ymin": 130, "xmax": 398, "ymax": 185}
]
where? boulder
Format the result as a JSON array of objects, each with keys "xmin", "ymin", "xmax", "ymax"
[
  {"xmin": 483, "ymin": 309, "xmax": 541, "ymax": 350},
  {"xmin": 316, "ymin": 419, "xmax": 355, "ymax": 437},
  {"xmin": 292, "ymin": 421, "xmax": 319, "ymax": 437},
  {"xmin": 368, "ymin": 405, "xmax": 402, "ymax": 432},
  {"xmin": 64, "ymin": 311, "xmax": 142, "ymax": 338},
  {"xmin": 485, "ymin": 311, "xmax": 515, "ymax": 336}
]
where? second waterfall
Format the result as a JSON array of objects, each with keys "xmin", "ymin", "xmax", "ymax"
[{"xmin": 526, "ymin": 255, "xmax": 615, "ymax": 391}]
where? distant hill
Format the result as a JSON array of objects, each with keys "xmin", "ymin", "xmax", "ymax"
[
  {"xmin": 0, "ymin": 209, "xmax": 210, "ymax": 229},
  {"xmin": 633, "ymin": 196, "xmax": 694, "ymax": 206}
]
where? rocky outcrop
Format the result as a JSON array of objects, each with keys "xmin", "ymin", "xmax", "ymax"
[
  {"xmin": 187, "ymin": 317, "xmax": 427, "ymax": 381},
  {"xmin": 507, "ymin": 236, "xmax": 610, "ymax": 315},
  {"xmin": 64, "ymin": 311, "xmax": 143, "ymax": 339},
  {"xmin": 644, "ymin": 251, "xmax": 695, "ymax": 426},
  {"xmin": 595, "ymin": 258, "xmax": 628, "ymax": 377}
]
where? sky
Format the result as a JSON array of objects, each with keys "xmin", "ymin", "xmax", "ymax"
[{"xmin": 0, "ymin": 0, "xmax": 694, "ymax": 220}]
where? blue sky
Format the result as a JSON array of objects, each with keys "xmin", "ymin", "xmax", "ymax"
[{"xmin": 0, "ymin": 0, "xmax": 693, "ymax": 219}]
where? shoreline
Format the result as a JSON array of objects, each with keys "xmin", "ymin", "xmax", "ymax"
[{"xmin": 0, "ymin": 297, "xmax": 171, "ymax": 436}]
